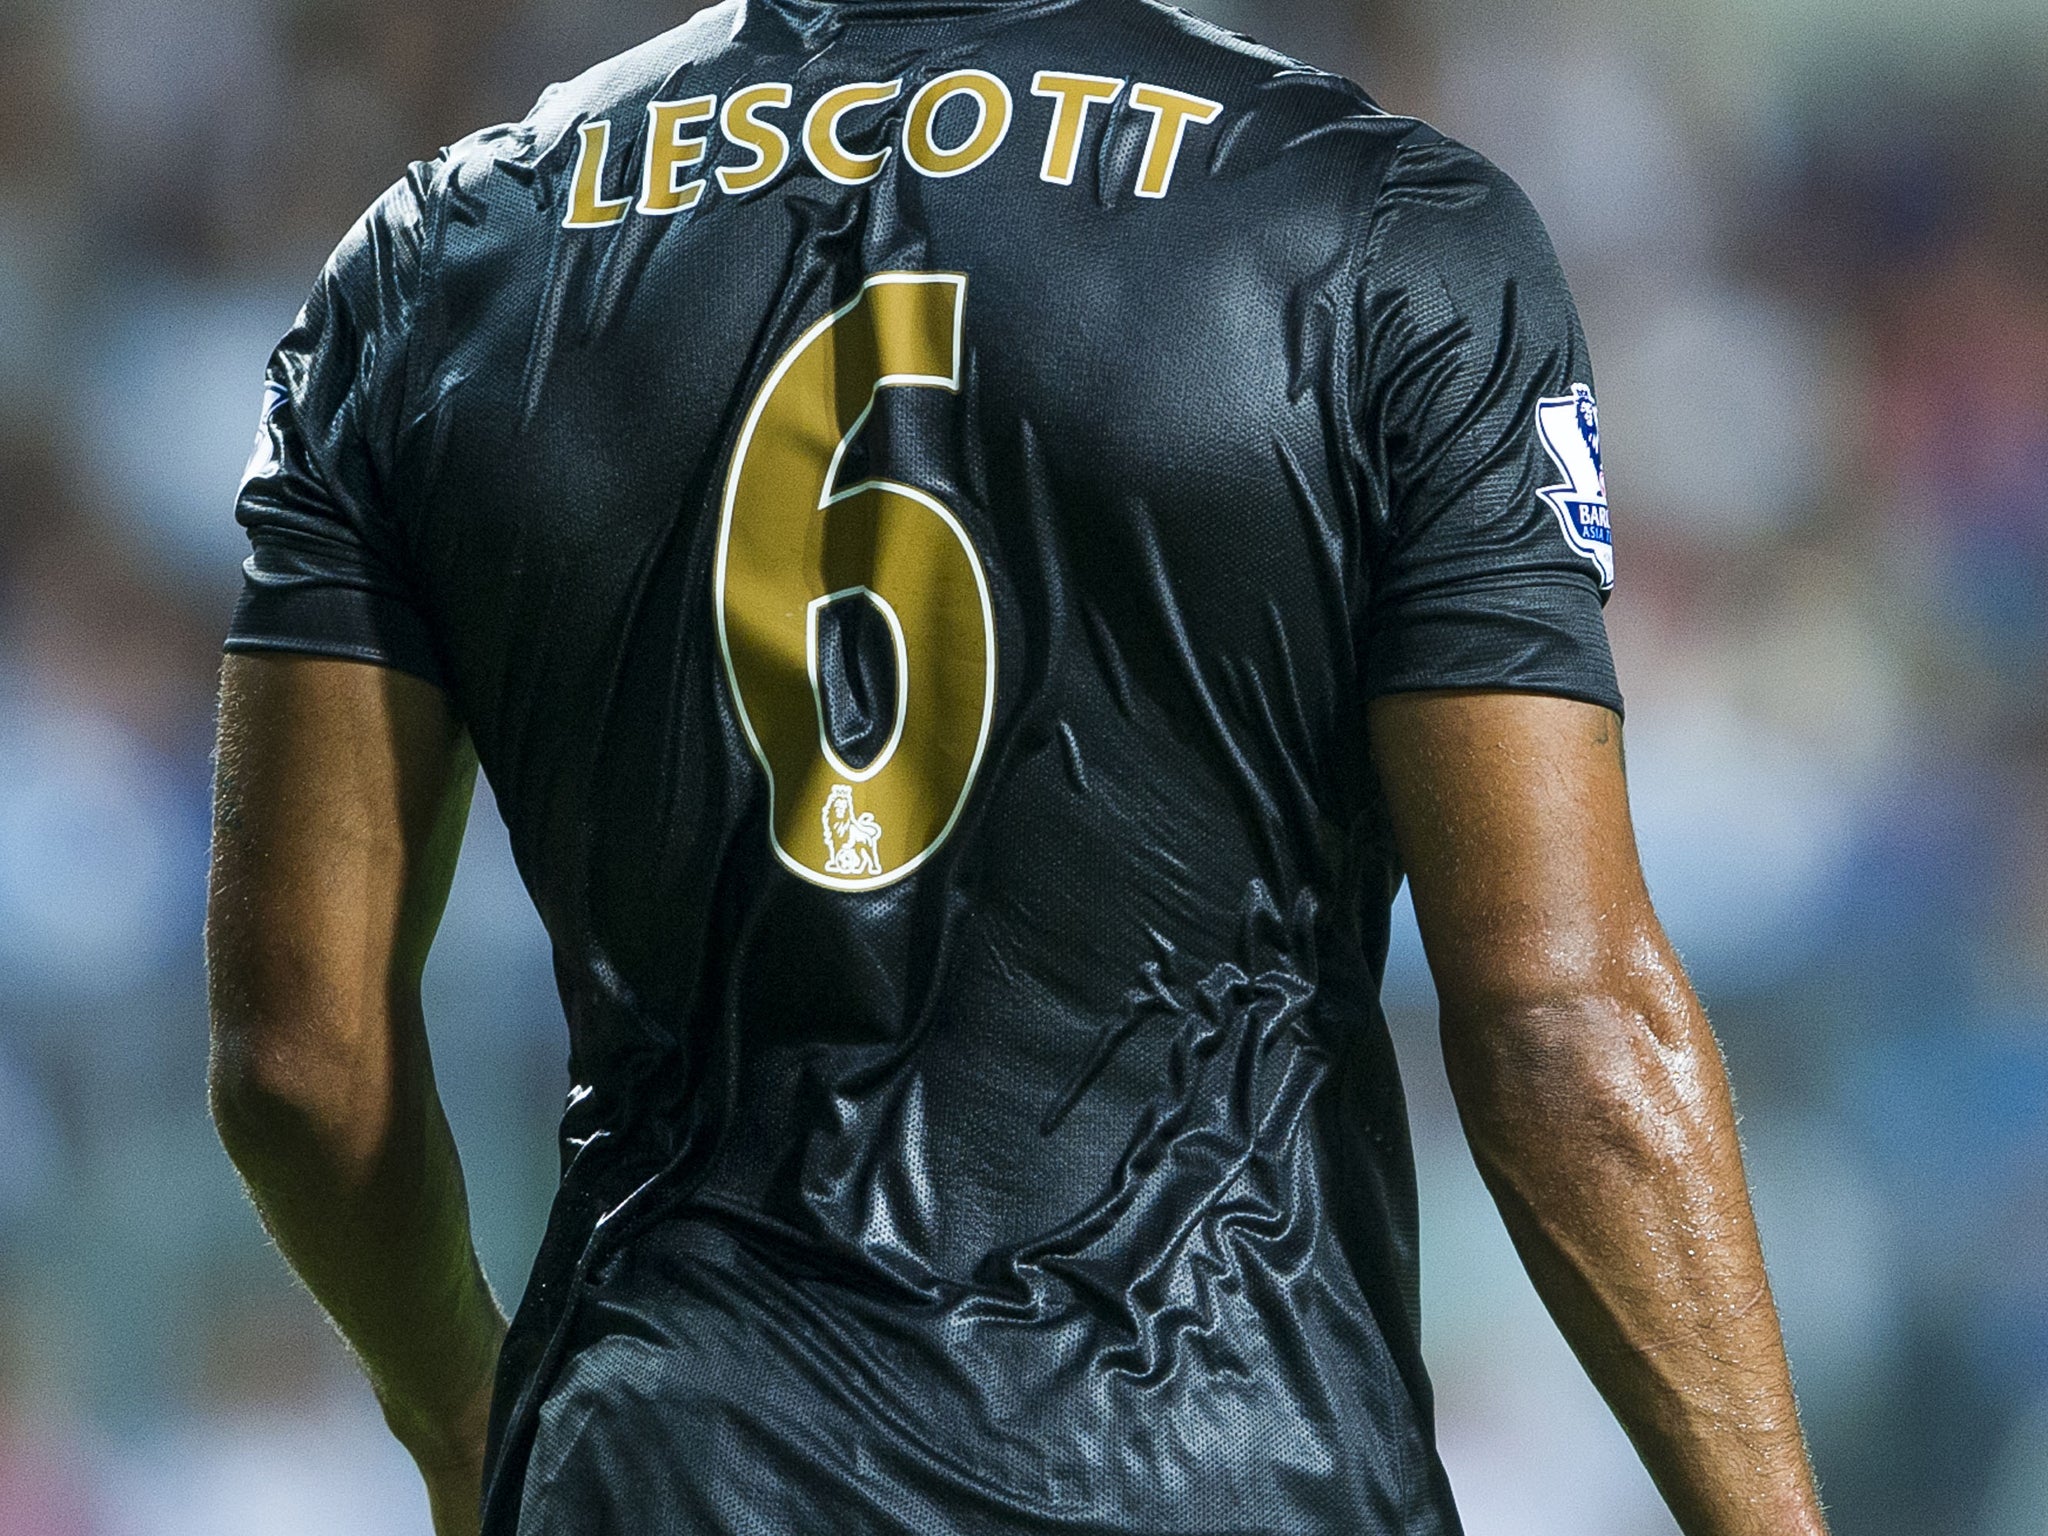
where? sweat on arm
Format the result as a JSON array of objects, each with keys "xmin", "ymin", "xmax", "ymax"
[{"xmin": 1348, "ymin": 133, "xmax": 1825, "ymax": 1536}]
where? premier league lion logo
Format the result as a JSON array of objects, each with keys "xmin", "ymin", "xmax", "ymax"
[
  {"xmin": 1576, "ymin": 390, "xmax": 1602, "ymax": 486},
  {"xmin": 1536, "ymin": 383, "xmax": 1615, "ymax": 591},
  {"xmin": 821, "ymin": 784, "xmax": 883, "ymax": 878},
  {"xmin": 240, "ymin": 380, "xmax": 288, "ymax": 490}
]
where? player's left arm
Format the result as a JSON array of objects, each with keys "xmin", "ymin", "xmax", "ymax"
[{"xmin": 207, "ymin": 652, "xmax": 505, "ymax": 1534}]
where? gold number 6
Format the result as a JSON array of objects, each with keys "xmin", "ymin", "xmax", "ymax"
[{"xmin": 715, "ymin": 272, "xmax": 997, "ymax": 890}]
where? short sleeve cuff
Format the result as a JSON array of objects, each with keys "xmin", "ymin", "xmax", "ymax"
[
  {"xmin": 1363, "ymin": 574, "xmax": 1623, "ymax": 717},
  {"xmin": 226, "ymin": 558, "xmax": 446, "ymax": 690}
]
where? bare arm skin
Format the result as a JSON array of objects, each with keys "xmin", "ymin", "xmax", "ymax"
[
  {"xmin": 1369, "ymin": 690, "xmax": 1827, "ymax": 1536},
  {"xmin": 207, "ymin": 653, "xmax": 507, "ymax": 1536}
]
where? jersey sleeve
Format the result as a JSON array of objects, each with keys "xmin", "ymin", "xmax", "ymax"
[
  {"xmin": 1354, "ymin": 131, "xmax": 1622, "ymax": 716},
  {"xmin": 225, "ymin": 171, "xmax": 444, "ymax": 688}
]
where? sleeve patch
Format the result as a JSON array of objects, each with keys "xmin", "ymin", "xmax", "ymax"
[
  {"xmin": 1536, "ymin": 384, "xmax": 1614, "ymax": 591},
  {"xmin": 239, "ymin": 379, "xmax": 289, "ymax": 491}
]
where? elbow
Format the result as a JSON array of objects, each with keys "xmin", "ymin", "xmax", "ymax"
[
  {"xmin": 203, "ymin": 894, "xmax": 415, "ymax": 1177},
  {"xmin": 205, "ymin": 970, "xmax": 399, "ymax": 1169},
  {"xmin": 1440, "ymin": 962, "xmax": 1726, "ymax": 1175},
  {"xmin": 207, "ymin": 1019, "xmax": 316, "ymax": 1165},
  {"xmin": 207, "ymin": 1011, "xmax": 401, "ymax": 1182}
]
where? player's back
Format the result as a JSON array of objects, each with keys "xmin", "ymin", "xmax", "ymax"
[{"xmin": 231, "ymin": 0, "xmax": 1620, "ymax": 1528}]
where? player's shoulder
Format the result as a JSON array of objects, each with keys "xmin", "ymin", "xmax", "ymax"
[
  {"xmin": 398, "ymin": 2, "xmax": 744, "ymax": 238},
  {"xmin": 1355, "ymin": 121, "xmax": 1568, "ymax": 296},
  {"xmin": 1068, "ymin": 1, "xmax": 1550, "ymax": 240},
  {"xmin": 484, "ymin": 2, "xmax": 744, "ymax": 158},
  {"xmin": 1094, "ymin": 2, "xmax": 1509, "ymax": 231},
  {"xmin": 1112, "ymin": 0, "xmax": 1420, "ymax": 157},
  {"xmin": 1367, "ymin": 121, "xmax": 1545, "ymax": 226},
  {"xmin": 1095, "ymin": 5, "xmax": 1547, "ymax": 227}
]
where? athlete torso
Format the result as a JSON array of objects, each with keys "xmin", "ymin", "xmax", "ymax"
[{"xmin": 228, "ymin": 1, "xmax": 1621, "ymax": 1530}]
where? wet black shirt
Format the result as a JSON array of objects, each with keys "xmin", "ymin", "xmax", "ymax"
[{"xmin": 227, "ymin": 0, "xmax": 1621, "ymax": 1530}]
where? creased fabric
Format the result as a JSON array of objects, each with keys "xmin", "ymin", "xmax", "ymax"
[{"xmin": 224, "ymin": 1, "xmax": 1621, "ymax": 1531}]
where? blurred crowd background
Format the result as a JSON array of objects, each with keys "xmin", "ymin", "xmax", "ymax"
[{"xmin": 0, "ymin": 0, "xmax": 2043, "ymax": 1530}]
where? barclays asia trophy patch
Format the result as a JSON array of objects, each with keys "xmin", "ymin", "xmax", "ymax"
[{"xmin": 1535, "ymin": 384, "xmax": 1614, "ymax": 591}]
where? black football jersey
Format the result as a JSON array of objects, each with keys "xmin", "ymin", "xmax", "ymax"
[{"xmin": 226, "ymin": 0, "xmax": 1622, "ymax": 1530}]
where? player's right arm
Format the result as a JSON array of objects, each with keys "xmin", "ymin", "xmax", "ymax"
[
  {"xmin": 1370, "ymin": 690, "xmax": 1827, "ymax": 1535},
  {"xmin": 1350, "ymin": 130, "xmax": 1826, "ymax": 1532}
]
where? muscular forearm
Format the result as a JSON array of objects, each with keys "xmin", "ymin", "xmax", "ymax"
[
  {"xmin": 1443, "ymin": 966, "xmax": 1826, "ymax": 1536},
  {"xmin": 209, "ymin": 658, "xmax": 500, "ymax": 1533},
  {"xmin": 209, "ymin": 993, "xmax": 506, "ymax": 1470}
]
